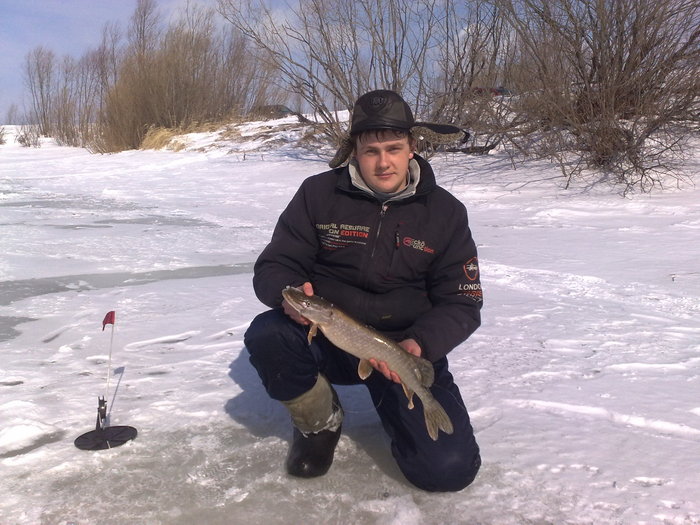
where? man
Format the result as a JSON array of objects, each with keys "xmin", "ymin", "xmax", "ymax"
[{"xmin": 244, "ymin": 90, "xmax": 482, "ymax": 492}]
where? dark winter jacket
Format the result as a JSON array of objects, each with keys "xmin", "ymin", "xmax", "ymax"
[{"xmin": 252, "ymin": 154, "xmax": 482, "ymax": 362}]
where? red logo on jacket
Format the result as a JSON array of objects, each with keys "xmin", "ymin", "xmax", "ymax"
[{"xmin": 402, "ymin": 236, "xmax": 435, "ymax": 254}]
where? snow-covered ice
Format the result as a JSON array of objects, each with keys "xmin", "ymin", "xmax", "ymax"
[{"xmin": 1, "ymin": 122, "xmax": 699, "ymax": 524}]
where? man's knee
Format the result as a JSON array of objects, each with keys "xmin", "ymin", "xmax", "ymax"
[
  {"xmin": 245, "ymin": 310, "xmax": 295, "ymax": 353},
  {"xmin": 245, "ymin": 310, "xmax": 310, "ymax": 365},
  {"xmin": 243, "ymin": 309, "xmax": 317, "ymax": 400},
  {"xmin": 400, "ymin": 445, "xmax": 481, "ymax": 492}
]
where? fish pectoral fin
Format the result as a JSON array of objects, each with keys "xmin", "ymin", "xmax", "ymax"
[
  {"xmin": 412, "ymin": 355, "xmax": 435, "ymax": 388},
  {"xmin": 307, "ymin": 323, "xmax": 318, "ymax": 344},
  {"xmin": 401, "ymin": 383, "xmax": 415, "ymax": 410},
  {"xmin": 357, "ymin": 359, "xmax": 373, "ymax": 380}
]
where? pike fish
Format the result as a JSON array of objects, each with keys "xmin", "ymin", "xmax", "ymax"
[{"xmin": 282, "ymin": 286, "xmax": 454, "ymax": 441}]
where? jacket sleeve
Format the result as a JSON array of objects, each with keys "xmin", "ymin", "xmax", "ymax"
[
  {"xmin": 404, "ymin": 203, "xmax": 482, "ymax": 362},
  {"xmin": 252, "ymin": 182, "xmax": 319, "ymax": 308}
]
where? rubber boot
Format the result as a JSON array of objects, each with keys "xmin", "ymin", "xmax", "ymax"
[{"xmin": 282, "ymin": 375, "xmax": 343, "ymax": 478}]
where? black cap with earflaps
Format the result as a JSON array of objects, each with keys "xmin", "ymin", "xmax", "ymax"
[
  {"xmin": 350, "ymin": 90, "xmax": 416, "ymax": 134},
  {"xmin": 329, "ymin": 89, "xmax": 467, "ymax": 168}
]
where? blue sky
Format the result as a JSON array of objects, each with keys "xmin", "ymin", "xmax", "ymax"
[{"xmin": 0, "ymin": 0, "xmax": 219, "ymax": 121}]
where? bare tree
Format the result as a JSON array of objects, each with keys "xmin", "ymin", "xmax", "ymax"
[
  {"xmin": 52, "ymin": 56, "xmax": 79, "ymax": 146},
  {"xmin": 217, "ymin": 0, "xmax": 448, "ymax": 143},
  {"xmin": 498, "ymin": 0, "xmax": 700, "ymax": 192},
  {"xmin": 95, "ymin": 1, "xmax": 284, "ymax": 151},
  {"xmin": 431, "ymin": 1, "xmax": 509, "ymax": 115},
  {"xmin": 217, "ymin": 0, "xmax": 531, "ymax": 153},
  {"xmin": 427, "ymin": 0, "xmax": 520, "ymax": 152},
  {"xmin": 215, "ymin": 26, "xmax": 285, "ymax": 117},
  {"xmin": 94, "ymin": 22, "xmax": 124, "ymax": 99},
  {"xmin": 51, "ymin": 50, "xmax": 107, "ymax": 147},
  {"xmin": 24, "ymin": 46, "xmax": 56, "ymax": 136},
  {"xmin": 129, "ymin": 0, "xmax": 161, "ymax": 58}
]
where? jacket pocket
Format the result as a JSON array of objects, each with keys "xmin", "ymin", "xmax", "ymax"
[{"xmin": 386, "ymin": 226, "xmax": 436, "ymax": 283}]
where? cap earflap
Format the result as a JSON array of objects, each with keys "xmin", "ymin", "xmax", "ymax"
[{"xmin": 329, "ymin": 136, "xmax": 355, "ymax": 169}]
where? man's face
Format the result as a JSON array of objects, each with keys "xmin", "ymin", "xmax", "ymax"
[{"xmin": 355, "ymin": 133, "xmax": 414, "ymax": 194}]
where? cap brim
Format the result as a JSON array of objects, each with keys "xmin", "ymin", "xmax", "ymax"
[
  {"xmin": 411, "ymin": 123, "xmax": 466, "ymax": 144},
  {"xmin": 413, "ymin": 122, "xmax": 463, "ymax": 135}
]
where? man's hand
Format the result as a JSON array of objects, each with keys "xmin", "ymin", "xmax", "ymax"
[
  {"xmin": 282, "ymin": 282, "xmax": 314, "ymax": 325},
  {"xmin": 369, "ymin": 338, "xmax": 422, "ymax": 384}
]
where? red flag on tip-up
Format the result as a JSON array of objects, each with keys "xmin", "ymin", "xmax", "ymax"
[{"xmin": 102, "ymin": 311, "xmax": 115, "ymax": 331}]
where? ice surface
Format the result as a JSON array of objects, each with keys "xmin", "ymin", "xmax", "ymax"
[{"xmin": 1, "ymin": 124, "xmax": 699, "ymax": 524}]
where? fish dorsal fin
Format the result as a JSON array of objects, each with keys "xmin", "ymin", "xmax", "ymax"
[
  {"xmin": 412, "ymin": 355, "xmax": 435, "ymax": 387},
  {"xmin": 357, "ymin": 359, "xmax": 373, "ymax": 380},
  {"xmin": 307, "ymin": 323, "xmax": 318, "ymax": 344},
  {"xmin": 401, "ymin": 382, "xmax": 415, "ymax": 409}
]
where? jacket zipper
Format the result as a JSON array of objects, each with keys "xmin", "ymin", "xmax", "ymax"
[{"xmin": 370, "ymin": 203, "xmax": 390, "ymax": 259}]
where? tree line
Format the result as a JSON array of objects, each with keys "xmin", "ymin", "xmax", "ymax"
[
  {"xmin": 14, "ymin": 0, "xmax": 700, "ymax": 192},
  {"xmin": 17, "ymin": 0, "xmax": 283, "ymax": 152}
]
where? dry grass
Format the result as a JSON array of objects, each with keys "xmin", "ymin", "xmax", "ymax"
[
  {"xmin": 218, "ymin": 125, "xmax": 243, "ymax": 142},
  {"xmin": 139, "ymin": 119, "xmax": 249, "ymax": 151},
  {"xmin": 140, "ymin": 127, "xmax": 182, "ymax": 150}
]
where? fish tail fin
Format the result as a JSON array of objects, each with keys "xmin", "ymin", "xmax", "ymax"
[{"xmin": 424, "ymin": 401, "xmax": 454, "ymax": 441}]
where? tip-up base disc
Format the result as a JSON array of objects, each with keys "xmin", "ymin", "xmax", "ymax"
[{"xmin": 74, "ymin": 426, "xmax": 138, "ymax": 450}]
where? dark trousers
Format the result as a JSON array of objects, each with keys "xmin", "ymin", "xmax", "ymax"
[{"xmin": 243, "ymin": 308, "xmax": 481, "ymax": 492}]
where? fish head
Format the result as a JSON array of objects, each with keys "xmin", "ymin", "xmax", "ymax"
[{"xmin": 281, "ymin": 286, "xmax": 334, "ymax": 324}]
